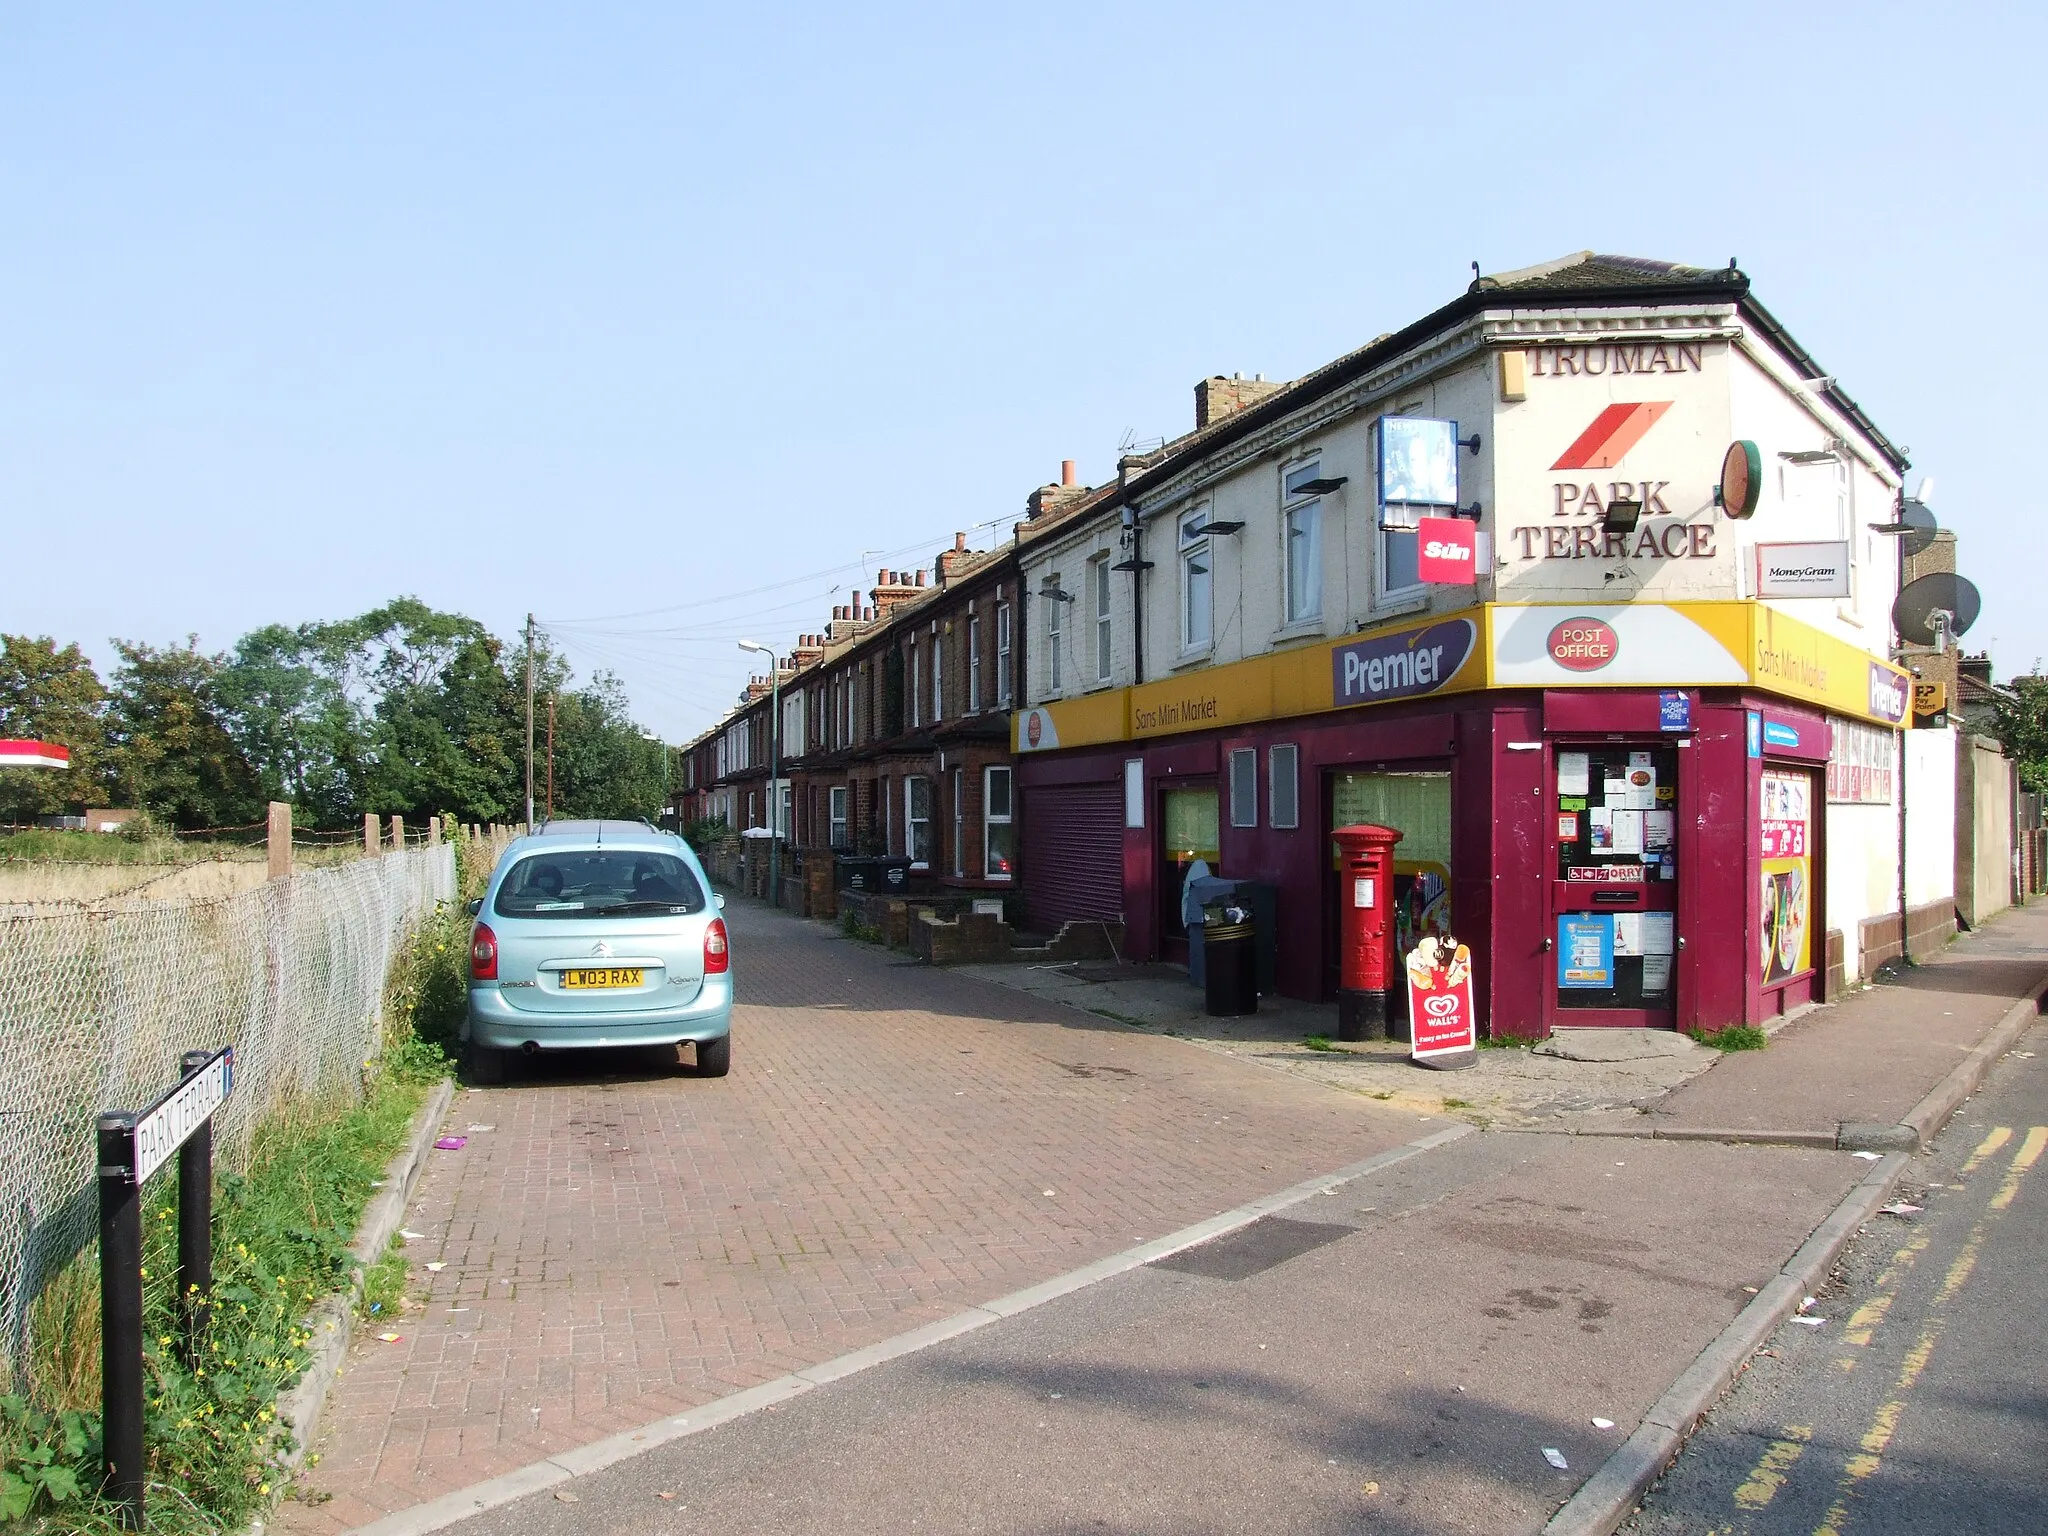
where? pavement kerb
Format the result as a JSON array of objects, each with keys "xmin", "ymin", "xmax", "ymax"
[
  {"xmin": 343, "ymin": 1123, "xmax": 1472, "ymax": 1536},
  {"xmin": 256, "ymin": 1076, "xmax": 455, "ymax": 1534},
  {"xmin": 1891, "ymin": 969, "xmax": 2048, "ymax": 1149}
]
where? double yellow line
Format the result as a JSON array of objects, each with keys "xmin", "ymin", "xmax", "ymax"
[{"xmin": 1730, "ymin": 1125, "xmax": 2047, "ymax": 1533}]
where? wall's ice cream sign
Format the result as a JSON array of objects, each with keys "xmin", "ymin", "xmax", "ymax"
[{"xmin": 1332, "ymin": 619, "xmax": 1476, "ymax": 707}]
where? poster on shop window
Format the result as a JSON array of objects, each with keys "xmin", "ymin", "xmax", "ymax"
[{"xmin": 1760, "ymin": 770, "xmax": 1812, "ymax": 984}]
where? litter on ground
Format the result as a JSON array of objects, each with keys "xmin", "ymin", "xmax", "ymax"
[
  {"xmin": 1542, "ymin": 1448, "xmax": 1569, "ymax": 1470},
  {"xmin": 434, "ymin": 1136, "xmax": 467, "ymax": 1150}
]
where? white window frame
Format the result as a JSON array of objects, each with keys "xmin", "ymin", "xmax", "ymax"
[
  {"xmin": 1092, "ymin": 554, "xmax": 1112, "ymax": 683},
  {"xmin": 983, "ymin": 765, "xmax": 1013, "ymax": 880},
  {"xmin": 905, "ymin": 776, "xmax": 932, "ymax": 867},
  {"xmin": 951, "ymin": 766, "xmax": 965, "ymax": 877},
  {"xmin": 1269, "ymin": 744, "xmax": 1300, "ymax": 829},
  {"xmin": 1229, "ymin": 747, "xmax": 1258, "ymax": 828},
  {"xmin": 909, "ymin": 642, "xmax": 921, "ymax": 728},
  {"xmin": 995, "ymin": 600, "xmax": 1013, "ymax": 706},
  {"xmin": 931, "ymin": 622, "xmax": 944, "ymax": 721},
  {"xmin": 829, "ymin": 784, "xmax": 849, "ymax": 848},
  {"xmin": 1179, "ymin": 508, "xmax": 1213, "ymax": 652},
  {"xmin": 968, "ymin": 611, "xmax": 983, "ymax": 712},
  {"xmin": 1282, "ymin": 461, "xmax": 1324, "ymax": 625},
  {"xmin": 1046, "ymin": 575, "xmax": 1064, "ymax": 692}
]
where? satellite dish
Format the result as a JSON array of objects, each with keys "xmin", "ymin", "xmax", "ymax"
[
  {"xmin": 1893, "ymin": 498, "xmax": 1938, "ymax": 558},
  {"xmin": 1893, "ymin": 572, "xmax": 1981, "ymax": 647}
]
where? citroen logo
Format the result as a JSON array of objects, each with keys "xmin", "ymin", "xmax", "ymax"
[{"xmin": 591, "ymin": 941, "xmax": 613, "ymax": 959}]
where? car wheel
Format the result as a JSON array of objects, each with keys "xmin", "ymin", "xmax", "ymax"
[
  {"xmin": 465, "ymin": 1039, "xmax": 507, "ymax": 1085},
  {"xmin": 694, "ymin": 1035, "xmax": 731, "ymax": 1078}
]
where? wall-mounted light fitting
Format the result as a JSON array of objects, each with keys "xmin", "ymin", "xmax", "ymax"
[
  {"xmin": 1290, "ymin": 477, "xmax": 1348, "ymax": 496},
  {"xmin": 1458, "ymin": 433, "xmax": 1482, "ymax": 454},
  {"xmin": 1039, "ymin": 579, "xmax": 1076, "ymax": 603},
  {"xmin": 1189, "ymin": 518, "xmax": 1244, "ymax": 536},
  {"xmin": 1602, "ymin": 497, "xmax": 1643, "ymax": 536}
]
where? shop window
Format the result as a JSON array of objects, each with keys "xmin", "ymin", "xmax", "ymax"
[
  {"xmin": 1229, "ymin": 748, "xmax": 1258, "ymax": 828},
  {"xmin": 1331, "ymin": 771, "xmax": 1451, "ymax": 957},
  {"xmin": 1270, "ymin": 744, "xmax": 1299, "ymax": 829},
  {"xmin": 1283, "ymin": 462, "xmax": 1324, "ymax": 624},
  {"xmin": 996, "ymin": 602, "xmax": 1012, "ymax": 706},
  {"xmin": 906, "ymin": 776, "xmax": 932, "ymax": 866},
  {"xmin": 984, "ymin": 766, "xmax": 1013, "ymax": 879},
  {"xmin": 1123, "ymin": 757, "xmax": 1144, "ymax": 828},
  {"xmin": 829, "ymin": 785, "xmax": 848, "ymax": 850},
  {"xmin": 1553, "ymin": 745, "xmax": 1681, "ymax": 1011},
  {"xmin": 1179, "ymin": 509, "xmax": 1213, "ymax": 651}
]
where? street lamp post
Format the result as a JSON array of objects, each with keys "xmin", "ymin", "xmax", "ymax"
[{"xmin": 738, "ymin": 641, "xmax": 781, "ymax": 907}]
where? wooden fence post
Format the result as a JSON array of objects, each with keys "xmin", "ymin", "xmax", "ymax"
[
  {"xmin": 390, "ymin": 814, "xmax": 404, "ymax": 850},
  {"xmin": 363, "ymin": 813, "xmax": 379, "ymax": 854},
  {"xmin": 266, "ymin": 801, "xmax": 292, "ymax": 881}
]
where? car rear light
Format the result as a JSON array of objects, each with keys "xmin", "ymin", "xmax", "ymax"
[
  {"xmin": 470, "ymin": 924, "xmax": 498, "ymax": 980},
  {"xmin": 704, "ymin": 917, "xmax": 730, "ymax": 975}
]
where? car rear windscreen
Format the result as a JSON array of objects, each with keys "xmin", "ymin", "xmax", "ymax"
[{"xmin": 494, "ymin": 850, "xmax": 706, "ymax": 918}]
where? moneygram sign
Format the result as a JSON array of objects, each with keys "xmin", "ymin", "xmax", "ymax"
[{"xmin": 1332, "ymin": 618, "xmax": 1475, "ymax": 708}]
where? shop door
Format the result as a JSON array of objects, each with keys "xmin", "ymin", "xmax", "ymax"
[
  {"xmin": 1019, "ymin": 784, "xmax": 1123, "ymax": 930},
  {"xmin": 1550, "ymin": 744, "xmax": 1679, "ymax": 1028},
  {"xmin": 1760, "ymin": 766, "xmax": 1818, "ymax": 1016},
  {"xmin": 1160, "ymin": 781, "xmax": 1220, "ymax": 961}
]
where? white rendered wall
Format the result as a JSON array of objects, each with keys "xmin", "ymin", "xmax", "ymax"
[{"xmin": 1905, "ymin": 726, "xmax": 1957, "ymax": 909}]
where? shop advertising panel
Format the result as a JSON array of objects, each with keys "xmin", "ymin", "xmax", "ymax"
[
  {"xmin": 1760, "ymin": 769, "xmax": 1813, "ymax": 984},
  {"xmin": 1491, "ymin": 604, "xmax": 1749, "ymax": 688},
  {"xmin": 1827, "ymin": 719, "xmax": 1896, "ymax": 803}
]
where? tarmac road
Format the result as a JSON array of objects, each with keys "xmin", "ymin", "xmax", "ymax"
[{"xmin": 1624, "ymin": 1023, "xmax": 2048, "ymax": 1536}]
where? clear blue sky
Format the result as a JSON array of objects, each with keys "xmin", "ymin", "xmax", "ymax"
[{"xmin": 4, "ymin": 2, "xmax": 2039, "ymax": 742}]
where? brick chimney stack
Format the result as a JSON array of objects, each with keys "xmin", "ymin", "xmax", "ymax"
[
  {"xmin": 870, "ymin": 568, "xmax": 923, "ymax": 622},
  {"xmin": 1194, "ymin": 373, "xmax": 1285, "ymax": 430},
  {"xmin": 1026, "ymin": 459, "xmax": 1091, "ymax": 521},
  {"xmin": 791, "ymin": 632, "xmax": 826, "ymax": 669}
]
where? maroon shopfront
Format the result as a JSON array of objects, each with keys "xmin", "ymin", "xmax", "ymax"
[{"xmin": 1021, "ymin": 688, "xmax": 1837, "ymax": 1038}]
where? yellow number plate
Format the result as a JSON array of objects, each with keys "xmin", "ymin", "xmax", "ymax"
[{"xmin": 560, "ymin": 967, "xmax": 645, "ymax": 990}]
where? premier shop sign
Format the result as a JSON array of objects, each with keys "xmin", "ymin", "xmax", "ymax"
[{"xmin": 1332, "ymin": 618, "xmax": 1476, "ymax": 708}]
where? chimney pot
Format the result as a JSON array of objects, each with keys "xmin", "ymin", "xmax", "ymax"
[
  {"xmin": 915, "ymin": 570, "xmax": 926, "ymax": 587},
  {"xmin": 1061, "ymin": 459, "xmax": 1076, "ymax": 486},
  {"xmin": 877, "ymin": 567, "xmax": 889, "ymax": 586},
  {"xmin": 955, "ymin": 531, "xmax": 967, "ymax": 551}
]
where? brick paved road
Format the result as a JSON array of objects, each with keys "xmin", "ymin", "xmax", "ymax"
[{"xmin": 281, "ymin": 901, "xmax": 1415, "ymax": 1532}]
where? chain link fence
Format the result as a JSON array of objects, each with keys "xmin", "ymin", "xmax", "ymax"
[{"xmin": 0, "ymin": 842, "xmax": 457, "ymax": 1380}]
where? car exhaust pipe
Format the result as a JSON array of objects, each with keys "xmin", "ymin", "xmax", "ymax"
[{"xmin": 522, "ymin": 1041, "xmax": 541, "ymax": 1056}]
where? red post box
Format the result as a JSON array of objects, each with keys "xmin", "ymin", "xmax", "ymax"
[{"xmin": 1332, "ymin": 823, "xmax": 1404, "ymax": 1041}]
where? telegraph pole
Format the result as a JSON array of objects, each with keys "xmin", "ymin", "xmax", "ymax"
[{"xmin": 524, "ymin": 613, "xmax": 536, "ymax": 834}]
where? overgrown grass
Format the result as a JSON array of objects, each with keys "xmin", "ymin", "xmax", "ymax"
[
  {"xmin": 0, "ymin": 886, "xmax": 474, "ymax": 1532},
  {"xmin": 0, "ymin": 828, "xmax": 196, "ymax": 866},
  {"xmin": 839, "ymin": 908, "xmax": 884, "ymax": 944},
  {"xmin": 1689, "ymin": 1024, "xmax": 1769, "ymax": 1051},
  {"xmin": 1301, "ymin": 1034, "xmax": 1337, "ymax": 1053}
]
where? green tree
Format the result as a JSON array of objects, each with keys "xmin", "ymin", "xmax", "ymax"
[
  {"xmin": 1993, "ymin": 673, "xmax": 2048, "ymax": 793},
  {"xmin": 0, "ymin": 635, "xmax": 111, "ymax": 820},
  {"xmin": 106, "ymin": 638, "xmax": 264, "ymax": 829},
  {"xmin": 217, "ymin": 622, "xmax": 366, "ymax": 825},
  {"xmin": 547, "ymin": 672, "xmax": 666, "ymax": 822}
]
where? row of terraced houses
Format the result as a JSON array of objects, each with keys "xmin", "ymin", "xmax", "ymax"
[{"xmin": 673, "ymin": 252, "xmax": 2024, "ymax": 1038}]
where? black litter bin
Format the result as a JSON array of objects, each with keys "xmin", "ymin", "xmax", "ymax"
[{"xmin": 1203, "ymin": 920, "xmax": 1258, "ymax": 1017}]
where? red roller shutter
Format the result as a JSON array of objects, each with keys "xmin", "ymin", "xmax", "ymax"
[{"xmin": 1020, "ymin": 784, "xmax": 1123, "ymax": 929}]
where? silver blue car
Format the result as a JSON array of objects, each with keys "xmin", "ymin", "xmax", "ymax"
[{"xmin": 463, "ymin": 820, "xmax": 731, "ymax": 1080}]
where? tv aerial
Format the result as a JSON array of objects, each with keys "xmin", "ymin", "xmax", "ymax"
[{"xmin": 1893, "ymin": 571, "xmax": 1981, "ymax": 649}]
